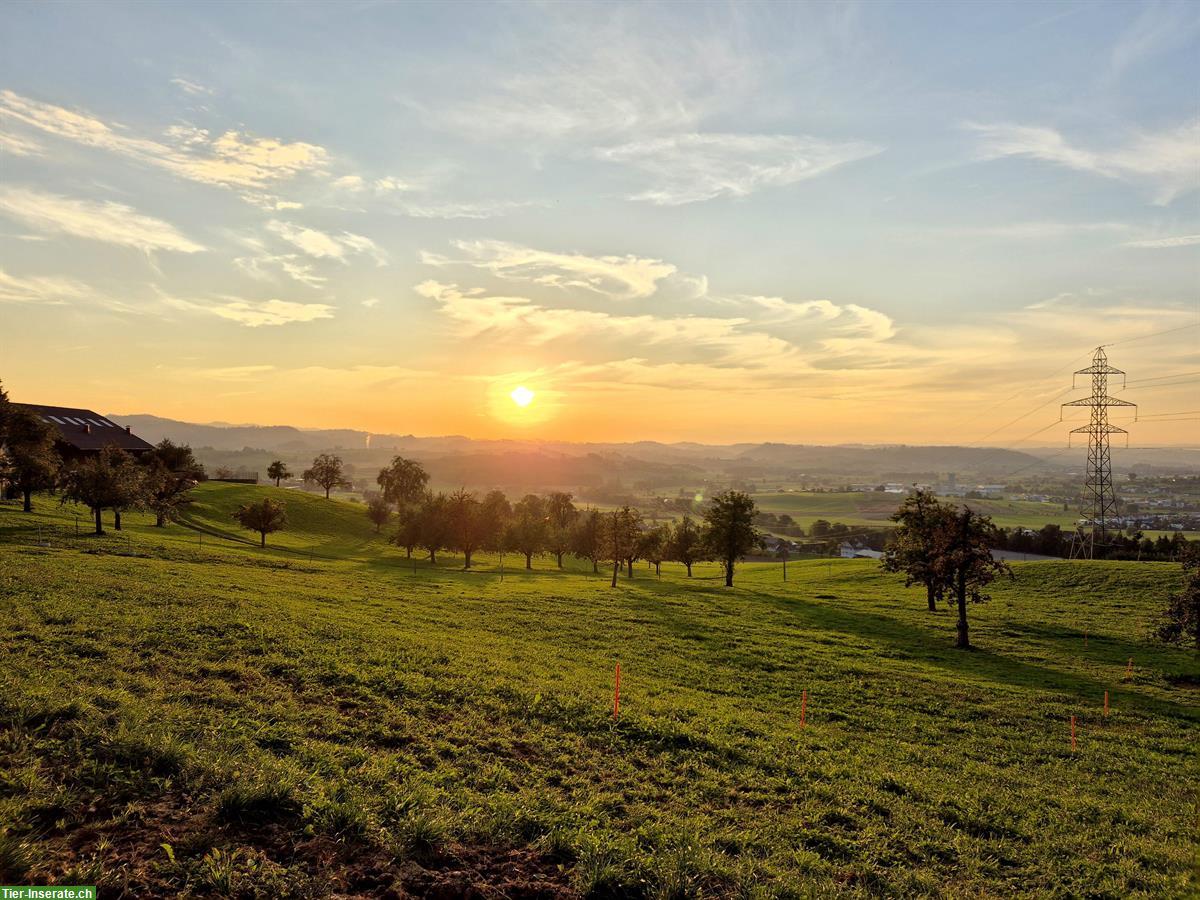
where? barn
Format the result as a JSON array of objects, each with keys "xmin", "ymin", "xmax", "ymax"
[{"xmin": 12, "ymin": 403, "xmax": 154, "ymax": 463}]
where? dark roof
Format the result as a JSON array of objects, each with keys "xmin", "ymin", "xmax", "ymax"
[{"xmin": 13, "ymin": 403, "xmax": 155, "ymax": 453}]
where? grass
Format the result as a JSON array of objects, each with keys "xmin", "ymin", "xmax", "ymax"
[
  {"xmin": 0, "ymin": 487, "xmax": 1197, "ymax": 897},
  {"xmin": 753, "ymin": 491, "xmax": 1085, "ymax": 531}
]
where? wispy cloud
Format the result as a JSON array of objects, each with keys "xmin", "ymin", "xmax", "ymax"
[
  {"xmin": 170, "ymin": 77, "xmax": 214, "ymax": 97},
  {"xmin": 266, "ymin": 220, "xmax": 386, "ymax": 263},
  {"xmin": 0, "ymin": 268, "xmax": 89, "ymax": 305},
  {"xmin": 967, "ymin": 118, "xmax": 1200, "ymax": 205},
  {"xmin": 0, "ymin": 90, "xmax": 329, "ymax": 193},
  {"xmin": 164, "ymin": 295, "xmax": 335, "ymax": 327},
  {"xmin": 1110, "ymin": 0, "xmax": 1200, "ymax": 76},
  {"xmin": 0, "ymin": 131, "xmax": 41, "ymax": 156},
  {"xmin": 596, "ymin": 133, "xmax": 882, "ymax": 205},
  {"xmin": 421, "ymin": 239, "xmax": 677, "ymax": 300},
  {"xmin": 1123, "ymin": 234, "xmax": 1200, "ymax": 248},
  {"xmin": 0, "ymin": 186, "xmax": 205, "ymax": 253}
]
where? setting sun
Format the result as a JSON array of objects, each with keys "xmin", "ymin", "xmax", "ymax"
[{"xmin": 510, "ymin": 385, "xmax": 535, "ymax": 407}]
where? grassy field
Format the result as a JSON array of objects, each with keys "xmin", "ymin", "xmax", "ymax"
[
  {"xmin": 0, "ymin": 485, "xmax": 1197, "ymax": 897},
  {"xmin": 752, "ymin": 491, "xmax": 1082, "ymax": 531}
]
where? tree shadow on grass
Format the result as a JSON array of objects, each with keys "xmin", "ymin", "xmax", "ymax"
[{"xmin": 749, "ymin": 591, "xmax": 1200, "ymax": 723}]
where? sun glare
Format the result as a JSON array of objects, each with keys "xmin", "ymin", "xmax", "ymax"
[{"xmin": 510, "ymin": 385, "xmax": 535, "ymax": 407}]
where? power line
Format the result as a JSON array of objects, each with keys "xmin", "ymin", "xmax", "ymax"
[{"xmin": 1104, "ymin": 321, "xmax": 1200, "ymax": 347}]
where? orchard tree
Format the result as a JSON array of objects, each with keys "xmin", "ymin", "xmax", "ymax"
[
  {"xmin": 3, "ymin": 406, "xmax": 59, "ymax": 512},
  {"xmin": 507, "ymin": 494, "xmax": 548, "ymax": 570},
  {"xmin": 1157, "ymin": 546, "xmax": 1200, "ymax": 652},
  {"xmin": 602, "ymin": 506, "xmax": 643, "ymax": 588},
  {"xmin": 377, "ymin": 456, "xmax": 429, "ymax": 508},
  {"xmin": 668, "ymin": 515, "xmax": 706, "ymax": 577},
  {"xmin": 938, "ymin": 507, "xmax": 1012, "ymax": 650},
  {"xmin": 704, "ymin": 490, "xmax": 761, "ymax": 587},
  {"xmin": 142, "ymin": 439, "xmax": 205, "ymax": 527},
  {"xmin": 639, "ymin": 523, "xmax": 670, "ymax": 576},
  {"xmin": 60, "ymin": 447, "xmax": 142, "ymax": 535},
  {"xmin": 571, "ymin": 509, "xmax": 605, "ymax": 573},
  {"xmin": 266, "ymin": 460, "xmax": 292, "ymax": 487},
  {"xmin": 365, "ymin": 494, "xmax": 392, "ymax": 532},
  {"xmin": 546, "ymin": 491, "xmax": 578, "ymax": 567},
  {"xmin": 233, "ymin": 498, "xmax": 288, "ymax": 547},
  {"xmin": 416, "ymin": 492, "xmax": 452, "ymax": 563},
  {"xmin": 447, "ymin": 488, "xmax": 487, "ymax": 568},
  {"xmin": 303, "ymin": 453, "xmax": 349, "ymax": 499},
  {"xmin": 392, "ymin": 503, "xmax": 422, "ymax": 558},
  {"xmin": 480, "ymin": 490, "xmax": 512, "ymax": 554},
  {"xmin": 882, "ymin": 490, "xmax": 957, "ymax": 611}
]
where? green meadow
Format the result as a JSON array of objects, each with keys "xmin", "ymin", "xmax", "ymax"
[{"xmin": 0, "ymin": 484, "xmax": 1196, "ymax": 897}]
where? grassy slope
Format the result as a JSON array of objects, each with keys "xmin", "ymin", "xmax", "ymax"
[{"xmin": 0, "ymin": 492, "xmax": 1197, "ymax": 898}]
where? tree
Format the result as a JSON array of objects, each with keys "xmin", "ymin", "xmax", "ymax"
[
  {"xmin": 2, "ymin": 407, "xmax": 60, "ymax": 512},
  {"xmin": 447, "ymin": 489, "xmax": 488, "ymax": 568},
  {"xmin": 416, "ymin": 492, "xmax": 452, "ymax": 564},
  {"xmin": 59, "ymin": 447, "xmax": 142, "ymax": 535},
  {"xmin": 142, "ymin": 439, "xmax": 205, "ymax": 527},
  {"xmin": 366, "ymin": 494, "xmax": 392, "ymax": 533},
  {"xmin": 639, "ymin": 524, "xmax": 670, "ymax": 576},
  {"xmin": 571, "ymin": 509, "xmax": 605, "ymax": 573},
  {"xmin": 704, "ymin": 490, "xmax": 761, "ymax": 587},
  {"xmin": 881, "ymin": 490, "xmax": 957, "ymax": 612},
  {"xmin": 668, "ymin": 515, "xmax": 706, "ymax": 577},
  {"xmin": 377, "ymin": 456, "xmax": 429, "ymax": 507},
  {"xmin": 303, "ymin": 453, "xmax": 349, "ymax": 499},
  {"xmin": 602, "ymin": 506, "xmax": 643, "ymax": 588},
  {"xmin": 507, "ymin": 494, "xmax": 548, "ymax": 570},
  {"xmin": 266, "ymin": 460, "xmax": 292, "ymax": 487},
  {"xmin": 937, "ymin": 507, "xmax": 1012, "ymax": 650},
  {"xmin": 232, "ymin": 498, "xmax": 288, "ymax": 547},
  {"xmin": 0, "ymin": 379, "xmax": 10, "ymax": 447},
  {"xmin": 1157, "ymin": 546, "xmax": 1200, "ymax": 652},
  {"xmin": 213, "ymin": 466, "xmax": 236, "ymax": 480},
  {"xmin": 480, "ymin": 490, "xmax": 512, "ymax": 554},
  {"xmin": 392, "ymin": 503, "xmax": 422, "ymax": 558},
  {"xmin": 546, "ymin": 491, "xmax": 578, "ymax": 567}
]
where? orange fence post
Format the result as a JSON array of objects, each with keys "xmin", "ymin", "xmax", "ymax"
[
  {"xmin": 1125, "ymin": 658, "xmax": 1133, "ymax": 681},
  {"xmin": 1103, "ymin": 690, "xmax": 1109, "ymax": 718},
  {"xmin": 800, "ymin": 689, "xmax": 807, "ymax": 729},
  {"xmin": 613, "ymin": 662, "xmax": 621, "ymax": 720}
]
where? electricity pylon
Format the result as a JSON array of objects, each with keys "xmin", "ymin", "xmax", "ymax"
[{"xmin": 1061, "ymin": 347, "xmax": 1136, "ymax": 559}]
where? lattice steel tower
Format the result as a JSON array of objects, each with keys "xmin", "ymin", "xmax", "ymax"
[{"xmin": 1061, "ymin": 347, "xmax": 1136, "ymax": 558}]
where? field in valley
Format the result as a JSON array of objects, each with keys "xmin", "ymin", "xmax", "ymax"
[{"xmin": 0, "ymin": 484, "xmax": 1196, "ymax": 898}]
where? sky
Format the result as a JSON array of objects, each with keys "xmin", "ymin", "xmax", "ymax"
[{"xmin": 1, "ymin": 0, "xmax": 1197, "ymax": 447}]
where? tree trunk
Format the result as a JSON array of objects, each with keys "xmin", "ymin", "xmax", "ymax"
[
  {"xmin": 114, "ymin": 510, "xmax": 122, "ymax": 531},
  {"xmin": 524, "ymin": 552, "xmax": 532, "ymax": 570},
  {"xmin": 556, "ymin": 550, "xmax": 563, "ymax": 567},
  {"xmin": 275, "ymin": 477, "xmax": 281, "ymax": 487},
  {"xmin": 926, "ymin": 583, "xmax": 937, "ymax": 612},
  {"xmin": 655, "ymin": 561, "xmax": 661, "ymax": 576},
  {"xmin": 22, "ymin": 488, "xmax": 32, "ymax": 512},
  {"xmin": 406, "ymin": 546, "xmax": 412, "ymax": 559},
  {"xmin": 592, "ymin": 559, "xmax": 598, "ymax": 573},
  {"xmin": 156, "ymin": 512, "xmax": 166, "ymax": 527},
  {"xmin": 464, "ymin": 549, "xmax": 472, "ymax": 569},
  {"xmin": 685, "ymin": 562, "xmax": 692, "ymax": 577},
  {"xmin": 611, "ymin": 559, "xmax": 619, "ymax": 588},
  {"xmin": 626, "ymin": 558, "xmax": 634, "ymax": 579},
  {"xmin": 260, "ymin": 532, "xmax": 266, "ymax": 547},
  {"xmin": 429, "ymin": 548, "xmax": 437, "ymax": 564},
  {"xmin": 93, "ymin": 506, "xmax": 103, "ymax": 535},
  {"xmin": 324, "ymin": 486, "xmax": 331, "ymax": 499},
  {"xmin": 955, "ymin": 572, "xmax": 970, "ymax": 649},
  {"xmin": 725, "ymin": 558, "xmax": 734, "ymax": 587}
]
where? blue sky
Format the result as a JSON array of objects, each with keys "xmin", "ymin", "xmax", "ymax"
[{"xmin": 1, "ymin": 1, "xmax": 1197, "ymax": 444}]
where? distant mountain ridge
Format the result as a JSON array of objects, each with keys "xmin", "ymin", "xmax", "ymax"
[{"xmin": 109, "ymin": 412, "xmax": 1073, "ymax": 475}]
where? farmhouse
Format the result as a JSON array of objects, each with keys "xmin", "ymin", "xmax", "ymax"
[{"xmin": 12, "ymin": 403, "xmax": 154, "ymax": 463}]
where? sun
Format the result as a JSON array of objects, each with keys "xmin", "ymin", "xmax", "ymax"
[{"xmin": 510, "ymin": 385, "xmax": 535, "ymax": 408}]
